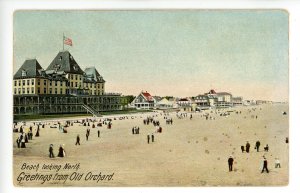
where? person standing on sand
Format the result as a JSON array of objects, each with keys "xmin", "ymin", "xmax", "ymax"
[
  {"xmin": 49, "ymin": 144, "xmax": 54, "ymax": 158},
  {"xmin": 228, "ymin": 155, "xmax": 234, "ymax": 172},
  {"xmin": 75, "ymin": 135, "xmax": 80, "ymax": 145},
  {"xmin": 98, "ymin": 130, "xmax": 100, "ymax": 138},
  {"xmin": 246, "ymin": 141, "xmax": 250, "ymax": 153},
  {"xmin": 16, "ymin": 137, "xmax": 20, "ymax": 148},
  {"xmin": 264, "ymin": 144, "xmax": 269, "ymax": 152},
  {"xmin": 147, "ymin": 134, "xmax": 150, "ymax": 144},
  {"xmin": 57, "ymin": 145, "xmax": 65, "ymax": 157},
  {"xmin": 241, "ymin": 145, "xmax": 245, "ymax": 153},
  {"xmin": 151, "ymin": 133, "xmax": 155, "ymax": 142},
  {"xmin": 86, "ymin": 133, "xmax": 89, "ymax": 141},
  {"xmin": 35, "ymin": 126, "xmax": 40, "ymax": 137},
  {"xmin": 255, "ymin": 140, "xmax": 261, "ymax": 152},
  {"xmin": 20, "ymin": 135, "xmax": 26, "ymax": 148},
  {"xmin": 275, "ymin": 158, "xmax": 281, "ymax": 168},
  {"xmin": 261, "ymin": 157, "xmax": 269, "ymax": 173}
]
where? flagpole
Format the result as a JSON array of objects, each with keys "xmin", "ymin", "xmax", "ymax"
[{"xmin": 63, "ymin": 33, "xmax": 64, "ymax": 51}]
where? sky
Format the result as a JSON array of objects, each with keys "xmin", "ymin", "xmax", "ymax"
[{"xmin": 13, "ymin": 10, "xmax": 289, "ymax": 101}]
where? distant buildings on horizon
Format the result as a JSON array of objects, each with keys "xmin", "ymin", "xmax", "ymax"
[{"xmin": 129, "ymin": 89, "xmax": 277, "ymax": 111}]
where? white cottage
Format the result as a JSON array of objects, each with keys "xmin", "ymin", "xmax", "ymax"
[{"xmin": 131, "ymin": 91, "xmax": 156, "ymax": 109}]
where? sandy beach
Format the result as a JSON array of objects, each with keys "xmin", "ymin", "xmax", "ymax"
[{"xmin": 13, "ymin": 104, "xmax": 289, "ymax": 187}]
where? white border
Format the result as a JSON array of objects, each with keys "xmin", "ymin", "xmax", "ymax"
[{"xmin": 1, "ymin": 1, "xmax": 299, "ymax": 193}]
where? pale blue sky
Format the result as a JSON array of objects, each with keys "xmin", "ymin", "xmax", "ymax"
[{"xmin": 13, "ymin": 10, "xmax": 288, "ymax": 101}]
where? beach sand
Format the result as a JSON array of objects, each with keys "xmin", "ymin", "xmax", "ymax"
[{"xmin": 13, "ymin": 104, "xmax": 289, "ymax": 187}]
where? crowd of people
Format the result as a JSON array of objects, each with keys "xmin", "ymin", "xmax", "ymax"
[{"xmin": 13, "ymin": 106, "xmax": 288, "ymax": 178}]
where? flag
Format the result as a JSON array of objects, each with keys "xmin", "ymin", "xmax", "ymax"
[{"xmin": 63, "ymin": 36, "xmax": 73, "ymax": 46}]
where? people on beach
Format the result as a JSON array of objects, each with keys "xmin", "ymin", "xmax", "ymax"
[
  {"xmin": 275, "ymin": 158, "xmax": 281, "ymax": 168},
  {"xmin": 16, "ymin": 137, "xmax": 20, "ymax": 148},
  {"xmin": 151, "ymin": 133, "xmax": 154, "ymax": 142},
  {"xmin": 49, "ymin": 144, "xmax": 54, "ymax": 158},
  {"xmin": 98, "ymin": 130, "xmax": 100, "ymax": 138},
  {"xmin": 255, "ymin": 140, "xmax": 261, "ymax": 152},
  {"xmin": 35, "ymin": 126, "xmax": 40, "ymax": 137},
  {"xmin": 264, "ymin": 144, "xmax": 269, "ymax": 152},
  {"xmin": 228, "ymin": 155, "xmax": 234, "ymax": 172},
  {"xmin": 241, "ymin": 145, "xmax": 245, "ymax": 153},
  {"xmin": 20, "ymin": 136, "xmax": 26, "ymax": 148},
  {"xmin": 147, "ymin": 134, "xmax": 150, "ymax": 144},
  {"xmin": 75, "ymin": 135, "xmax": 80, "ymax": 145},
  {"xmin": 57, "ymin": 145, "xmax": 65, "ymax": 157},
  {"xmin": 246, "ymin": 141, "xmax": 250, "ymax": 153},
  {"xmin": 261, "ymin": 157, "xmax": 269, "ymax": 173}
]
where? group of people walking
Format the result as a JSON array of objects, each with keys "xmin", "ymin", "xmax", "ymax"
[
  {"xmin": 241, "ymin": 141, "xmax": 269, "ymax": 153},
  {"xmin": 49, "ymin": 144, "xmax": 66, "ymax": 158}
]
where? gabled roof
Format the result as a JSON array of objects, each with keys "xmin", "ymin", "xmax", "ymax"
[
  {"xmin": 14, "ymin": 59, "xmax": 44, "ymax": 79},
  {"xmin": 141, "ymin": 91, "xmax": 154, "ymax": 102},
  {"xmin": 46, "ymin": 51, "xmax": 84, "ymax": 75},
  {"xmin": 157, "ymin": 98, "xmax": 173, "ymax": 105},
  {"xmin": 84, "ymin": 67, "xmax": 105, "ymax": 83},
  {"xmin": 208, "ymin": 89, "xmax": 217, "ymax": 94}
]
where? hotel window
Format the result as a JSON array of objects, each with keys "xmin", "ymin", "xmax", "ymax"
[
  {"xmin": 38, "ymin": 79, "xmax": 40, "ymax": 85},
  {"xmin": 75, "ymin": 75, "xmax": 78, "ymax": 80},
  {"xmin": 31, "ymin": 87, "xmax": 34, "ymax": 94},
  {"xmin": 60, "ymin": 88, "xmax": 63, "ymax": 94},
  {"xmin": 55, "ymin": 88, "xmax": 57, "ymax": 94},
  {"xmin": 18, "ymin": 80, "xmax": 21, "ymax": 86},
  {"xmin": 79, "ymin": 76, "xmax": 81, "ymax": 80},
  {"xmin": 38, "ymin": 88, "xmax": 40, "ymax": 94},
  {"xmin": 27, "ymin": 80, "xmax": 30, "ymax": 86},
  {"xmin": 60, "ymin": 81, "xmax": 63, "ymax": 86},
  {"xmin": 50, "ymin": 81, "xmax": 52, "ymax": 86},
  {"xmin": 49, "ymin": 88, "xmax": 52, "ymax": 94},
  {"xmin": 71, "ymin": 74, "xmax": 73, "ymax": 79},
  {"xmin": 14, "ymin": 88, "xmax": 16, "ymax": 94},
  {"xmin": 22, "ymin": 88, "xmax": 25, "ymax": 94},
  {"xmin": 22, "ymin": 80, "xmax": 25, "ymax": 86},
  {"xmin": 27, "ymin": 88, "xmax": 29, "ymax": 94},
  {"xmin": 14, "ymin": 81, "xmax": 17, "ymax": 86},
  {"xmin": 71, "ymin": 82, "xmax": 73, "ymax": 87},
  {"xmin": 44, "ymin": 80, "xmax": 46, "ymax": 86},
  {"xmin": 55, "ymin": 81, "xmax": 58, "ymax": 86},
  {"xmin": 31, "ymin": 79, "xmax": 34, "ymax": 85},
  {"xmin": 102, "ymin": 85, "xmax": 104, "ymax": 89},
  {"xmin": 18, "ymin": 88, "xmax": 21, "ymax": 94},
  {"xmin": 75, "ymin": 82, "xmax": 78, "ymax": 87},
  {"xmin": 44, "ymin": 88, "xmax": 46, "ymax": 94}
]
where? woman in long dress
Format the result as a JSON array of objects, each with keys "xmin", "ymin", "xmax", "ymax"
[{"xmin": 57, "ymin": 145, "xmax": 65, "ymax": 157}]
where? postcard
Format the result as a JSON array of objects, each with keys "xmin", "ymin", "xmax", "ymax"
[{"xmin": 12, "ymin": 10, "xmax": 288, "ymax": 187}]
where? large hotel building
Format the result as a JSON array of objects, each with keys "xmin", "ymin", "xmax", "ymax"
[{"xmin": 13, "ymin": 51, "xmax": 122, "ymax": 116}]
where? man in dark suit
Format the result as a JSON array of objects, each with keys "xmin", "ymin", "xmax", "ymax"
[{"xmin": 228, "ymin": 156, "xmax": 234, "ymax": 172}]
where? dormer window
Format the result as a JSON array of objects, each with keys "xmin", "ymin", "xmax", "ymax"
[
  {"xmin": 59, "ymin": 56, "xmax": 62, "ymax": 61},
  {"xmin": 21, "ymin": 70, "xmax": 27, "ymax": 77},
  {"xmin": 73, "ymin": 66, "xmax": 77, "ymax": 71}
]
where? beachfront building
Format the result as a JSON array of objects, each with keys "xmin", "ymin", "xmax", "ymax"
[
  {"xmin": 131, "ymin": 91, "xmax": 157, "ymax": 109},
  {"xmin": 13, "ymin": 51, "xmax": 121, "ymax": 116},
  {"xmin": 195, "ymin": 89, "xmax": 234, "ymax": 109},
  {"xmin": 232, "ymin": 96, "xmax": 243, "ymax": 106},
  {"xmin": 177, "ymin": 98, "xmax": 197, "ymax": 112},
  {"xmin": 155, "ymin": 98, "xmax": 174, "ymax": 109}
]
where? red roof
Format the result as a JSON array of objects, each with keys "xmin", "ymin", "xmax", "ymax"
[
  {"xmin": 142, "ymin": 92, "xmax": 153, "ymax": 101},
  {"xmin": 208, "ymin": 89, "xmax": 217, "ymax": 94}
]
